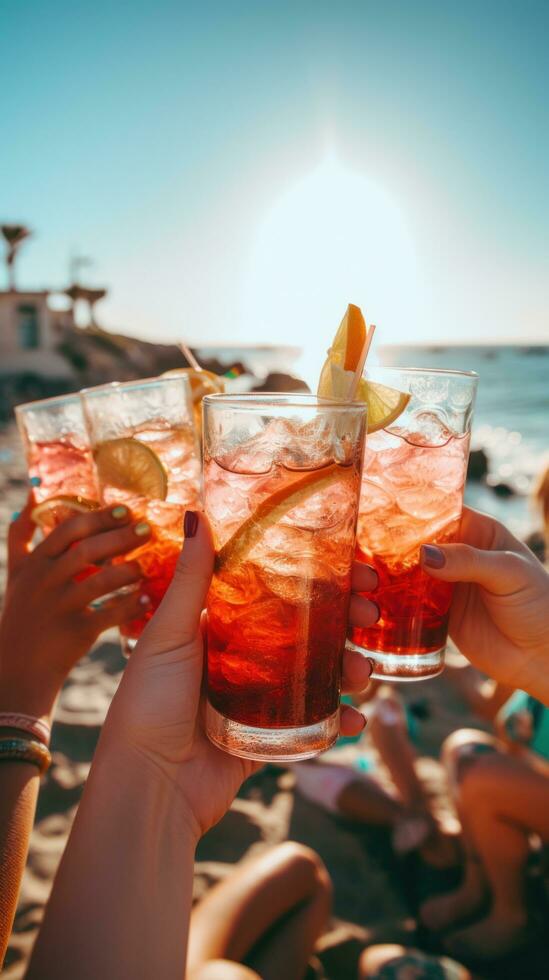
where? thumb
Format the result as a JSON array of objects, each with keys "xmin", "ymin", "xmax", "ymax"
[
  {"xmin": 8, "ymin": 493, "xmax": 36, "ymax": 577},
  {"xmin": 141, "ymin": 511, "xmax": 215, "ymax": 651},
  {"xmin": 420, "ymin": 541, "xmax": 529, "ymax": 595}
]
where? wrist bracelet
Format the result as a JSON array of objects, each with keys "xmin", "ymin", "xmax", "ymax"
[
  {"xmin": 0, "ymin": 713, "xmax": 51, "ymax": 747},
  {"xmin": 0, "ymin": 737, "xmax": 52, "ymax": 773}
]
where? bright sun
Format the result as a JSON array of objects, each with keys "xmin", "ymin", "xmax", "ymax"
[{"xmin": 241, "ymin": 157, "xmax": 419, "ymax": 386}]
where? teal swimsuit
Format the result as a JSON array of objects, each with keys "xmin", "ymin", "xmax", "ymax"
[{"xmin": 500, "ymin": 691, "xmax": 549, "ymax": 761}]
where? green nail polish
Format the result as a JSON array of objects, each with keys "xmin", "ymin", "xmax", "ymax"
[
  {"xmin": 134, "ymin": 522, "xmax": 151, "ymax": 536},
  {"xmin": 112, "ymin": 506, "xmax": 128, "ymax": 519}
]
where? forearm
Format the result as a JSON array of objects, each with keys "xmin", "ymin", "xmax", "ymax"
[
  {"xmin": 0, "ymin": 660, "xmax": 58, "ymax": 967},
  {"xmin": 0, "ymin": 669, "xmax": 57, "ymax": 965},
  {"xmin": 0, "ymin": 653, "xmax": 59, "ymax": 730},
  {"xmin": 27, "ymin": 740, "xmax": 197, "ymax": 980},
  {"xmin": 0, "ymin": 762, "xmax": 40, "ymax": 965}
]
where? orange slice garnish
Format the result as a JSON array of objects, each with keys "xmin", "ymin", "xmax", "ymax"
[
  {"xmin": 162, "ymin": 367, "xmax": 224, "ymax": 403},
  {"xmin": 318, "ymin": 303, "xmax": 411, "ymax": 432},
  {"xmin": 31, "ymin": 495, "xmax": 99, "ymax": 530},
  {"xmin": 216, "ymin": 462, "xmax": 355, "ymax": 570},
  {"xmin": 343, "ymin": 304, "xmax": 367, "ymax": 371},
  {"xmin": 318, "ymin": 304, "xmax": 366, "ymax": 396}
]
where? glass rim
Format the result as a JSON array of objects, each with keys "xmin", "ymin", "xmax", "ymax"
[
  {"xmin": 203, "ymin": 392, "xmax": 368, "ymax": 413},
  {"xmin": 80, "ymin": 375, "xmax": 191, "ymax": 398},
  {"xmin": 15, "ymin": 391, "xmax": 82, "ymax": 415},
  {"xmin": 365, "ymin": 365, "xmax": 478, "ymax": 381}
]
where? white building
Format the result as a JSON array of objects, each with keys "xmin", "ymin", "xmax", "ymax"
[{"xmin": 0, "ymin": 289, "xmax": 74, "ymax": 382}]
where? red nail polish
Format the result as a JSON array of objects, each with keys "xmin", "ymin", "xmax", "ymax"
[{"xmin": 184, "ymin": 510, "xmax": 199, "ymax": 538}]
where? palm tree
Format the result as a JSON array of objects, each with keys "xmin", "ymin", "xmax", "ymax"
[{"xmin": 1, "ymin": 224, "xmax": 32, "ymax": 290}]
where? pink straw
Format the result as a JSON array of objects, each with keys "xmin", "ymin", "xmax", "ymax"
[{"xmin": 180, "ymin": 343, "xmax": 202, "ymax": 371}]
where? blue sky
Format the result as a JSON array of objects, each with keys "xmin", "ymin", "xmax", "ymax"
[{"xmin": 1, "ymin": 0, "xmax": 548, "ymax": 376}]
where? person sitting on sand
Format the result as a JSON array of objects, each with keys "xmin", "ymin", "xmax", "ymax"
[
  {"xmin": 419, "ymin": 688, "xmax": 549, "ymax": 962},
  {"xmin": 24, "ymin": 507, "xmax": 549, "ymax": 979},
  {"xmin": 0, "ymin": 496, "xmax": 152, "ymax": 964}
]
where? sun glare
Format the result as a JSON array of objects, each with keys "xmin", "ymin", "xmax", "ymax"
[{"xmin": 241, "ymin": 157, "xmax": 419, "ymax": 386}]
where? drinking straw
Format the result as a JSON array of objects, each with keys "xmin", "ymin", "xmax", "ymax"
[{"xmin": 180, "ymin": 343, "xmax": 202, "ymax": 371}]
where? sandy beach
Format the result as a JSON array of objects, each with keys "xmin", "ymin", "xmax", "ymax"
[{"xmin": 1, "ymin": 419, "xmax": 547, "ymax": 979}]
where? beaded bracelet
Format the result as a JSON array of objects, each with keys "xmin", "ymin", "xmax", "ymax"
[
  {"xmin": 0, "ymin": 737, "xmax": 52, "ymax": 773},
  {"xmin": 0, "ymin": 712, "xmax": 51, "ymax": 746}
]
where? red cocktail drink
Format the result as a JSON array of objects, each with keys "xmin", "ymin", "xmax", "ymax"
[
  {"xmin": 16, "ymin": 395, "xmax": 100, "ymax": 582},
  {"xmin": 26, "ymin": 438, "xmax": 97, "ymax": 508},
  {"xmin": 350, "ymin": 428, "xmax": 470, "ymax": 668},
  {"xmin": 204, "ymin": 394, "xmax": 366, "ymax": 761},
  {"xmin": 348, "ymin": 368, "xmax": 477, "ymax": 680},
  {"xmin": 16, "ymin": 394, "xmax": 99, "ymax": 527},
  {"xmin": 207, "ymin": 466, "xmax": 354, "ymax": 729},
  {"xmin": 81, "ymin": 378, "xmax": 201, "ymax": 651}
]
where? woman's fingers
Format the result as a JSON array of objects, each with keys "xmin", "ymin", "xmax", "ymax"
[
  {"xmin": 65, "ymin": 561, "xmax": 142, "ymax": 609},
  {"xmin": 41, "ymin": 505, "xmax": 134, "ymax": 559},
  {"xmin": 351, "ymin": 560, "xmax": 378, "ymax": 594},
  {"xmin": 140, "ymin": 512, "xmax": 214, "ymax": 653},
  {"xmin": 85, "ymin": 590, "xmax": 148, "ymax": 637},
  {"xmin": 348, "ymin": 595, "xmax": 379, "ymax": 629},
  {"xmin": 53, "ymin": 520, "xmax": 151, "ymax": 581},
  {"xmin": 341, "ymin": 647, "xmax": 373, "ymax": 694},
  {"xmin": 420, "ymin": 541, "xmax": 531, "ymax": 594},
  {"xmin": 7, "ymin": 493, "xmax": 35, "ymax": 576},
  {"xmin": 340, "ymin": 702, "xmax": 367, "ymax": 737}
]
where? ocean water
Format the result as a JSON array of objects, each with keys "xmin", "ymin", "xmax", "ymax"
[{"xmin": 379, "ymin": 345, "xmax": 549, "ymax": 537}]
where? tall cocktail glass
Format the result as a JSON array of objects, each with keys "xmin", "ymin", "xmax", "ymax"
[
  {"xmin": 81, "ymin": 377, "xmax": 201, "ymax": 652},
  {"xmin": 15, "ymin": 393, "xmax": 99, "ymax": 525},
  {"xmin": 203, "ymin": 393, "xmax": 367, "ymax": 762},
  {"xmin": 348, "ymin": 367, "xmax": 477, "ymax": 681}
]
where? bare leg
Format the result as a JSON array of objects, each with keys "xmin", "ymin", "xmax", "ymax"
[
  {"xmin": 421, "ymin": 853, "xmax": 486, "ymax": 932},
  {"xmin": 369, "ymin": 688, "xmax": 425, "ymax": 809},
  {"xmin": 420, "ymin": 729, "xmax": 497, "ymax": 931},
  {"xmin": 187, "ymin": 842, "xmax": 331, "ymax": 980},
  {"xmin": 337, "ymin": 778, "xmax": 433, "ymax": 856},
  {"xmin": 369, "ymin": 689, "xmax": 458, "ymax": 866},
  {"xmin": 246, "ymin": 876, "xmax": 330, "ymax": 980},
  {"xmin": 337, "ymin": 776, "xmax": 407, "ymax": 825},
  {"xmin": 446, "ymin": 752, "xmax": 549, "ymax": 960}
]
